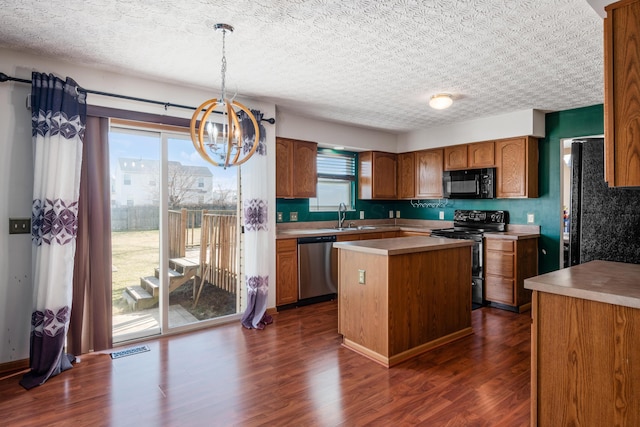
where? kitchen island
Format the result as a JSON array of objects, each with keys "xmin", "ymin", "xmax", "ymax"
[
  {"xmin": 334, "ymin": 236, "xmax": 474, "ymax": 367},
  {"xmin": 525, "ymin": 260, "xmax": 640, "ymax": 426}
]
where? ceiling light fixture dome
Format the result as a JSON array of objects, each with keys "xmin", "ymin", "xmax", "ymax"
[
  {"xmin": 429, "ymin": 93, "xmax": 453, "ymax": 110},
  {"xmin": 190, "ymin": 23, "xmax": 260, "ymax": 168}
]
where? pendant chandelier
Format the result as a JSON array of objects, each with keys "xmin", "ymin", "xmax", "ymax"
[{"xmin": 190, "ymin": 23, "xmax": 260, "ymax": 168}]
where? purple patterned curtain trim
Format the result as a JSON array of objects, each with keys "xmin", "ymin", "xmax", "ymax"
[
  {"xmin": 31, "ymin": 306, "xmax": 70, "ymax": 338},
  {"xmin": 245, "ymin": 275, "xmax": 269, "ymax": 295},
  {"xmin": 32, "ymin": 110, "xmax": 86, "ymax": 141},
  {"xmin": 31, "ymin": 198, "xmax": 79, "ymax": 246},
  {"xmin": 243, "ymin": 198, "xmax": 268, "ymax": 232}
]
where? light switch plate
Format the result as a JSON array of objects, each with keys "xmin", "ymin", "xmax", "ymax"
[
  {"xmin": 527, "ymin": 213, "xmax": 535, "ymax": 223},
  {"xmin": 439, "ymin": 211, "xmax": 445, "ymax": 220},
  {"xmin": 358, "ymin": 269, "xmax": 366, "ymax": 284},
  {"xmin": 290, "ymin": 212, "xmax": 298, "ymax": 221},
  {"xmin": 396, "ymin": 210, "xmax": 400, "ymax": 218},
  {"xmin": 359, "ymin": 211, "xmax": 364, "ymax": 220},
  {"xmin": 389, "ymin": 210, "xmax": 394, "ymax": 218}
]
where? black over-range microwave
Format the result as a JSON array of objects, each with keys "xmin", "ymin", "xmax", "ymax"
[{"xmin": 442, "ymin": 168, "xmax": 496, "ymax": 199}]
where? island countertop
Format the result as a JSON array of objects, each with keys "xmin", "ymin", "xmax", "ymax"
[
  {"xmin": 524, "ymin": 260, "xmax": 640, "ymax": 310},
  {"xmin": 333, "ymin": 236, "xmax": 474, "ymax": 256}
]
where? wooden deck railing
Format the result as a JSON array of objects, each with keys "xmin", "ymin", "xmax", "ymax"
[
  {"xmin": 195, "ymin": 211, "xmax": 238, "ymax": 306},
  {"xmin": 168, "ymin": 209, "xmax": 187, "ymax": 259},
  {"xmin": 168, "ymin": 209, "xmax": 207, "ymax": 259}
]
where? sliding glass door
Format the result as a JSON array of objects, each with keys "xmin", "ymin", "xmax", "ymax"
[{"xmin": 109, "ymin": 123, "xmax": 240, "ymax": 343}]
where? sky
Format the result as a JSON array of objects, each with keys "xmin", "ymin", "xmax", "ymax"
[{"xmin": 109, "ymin": 127, "xmax": 238, "ymax": 191}]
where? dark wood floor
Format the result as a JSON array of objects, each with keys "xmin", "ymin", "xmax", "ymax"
[{"xmin": 0, "ymin": 301, "xmax": 531, "ymax": 426}]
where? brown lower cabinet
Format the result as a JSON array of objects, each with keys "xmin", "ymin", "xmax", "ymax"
[
  {"xmin": 275, "ymin": 239, "xmax": 298, "ymax": 306},
  {"xmin": 531, "ymin": 291, "xmax": 640, "ymax": 426},
  {"xmin": 484, "ymin": 236, "xmax": 538, "ymax": 312}
]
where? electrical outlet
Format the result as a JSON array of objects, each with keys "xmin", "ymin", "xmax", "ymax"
[
  {"xmin": 277, "ymin": 212, "xmax": 283, "ymax": 222},
  {"xmin": 9, "ymin": 218, "xmax": 31, "ymax": 234},
  {"xmin": 358, "ymin": 269, "xmax": 366, "ymax": 284},
  {"xmin": 527, "ymin": 213, "xmax": 535, "ymax": 223},
  {"xmin": 360, "ymin": 211, "xmax": 364, "ymax": 220},
  {"xmin": 439, "ymin": 211, "xmax": 445, "ymax": 220},
  {"xmin": 396, "ymin": 210, "xmax": 400, "ymax": 219},
  {"xmin": 290, "ymin": 212, "xmax": 298, "ymax": 221},
  {"xmin": 389, "ymin": 210, "xmax": 394, "ymax": 218}
]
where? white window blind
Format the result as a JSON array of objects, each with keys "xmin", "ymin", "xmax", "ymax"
[{"xmin": 309, "ymin": 150, "xmax": 356, "ymax": 212}]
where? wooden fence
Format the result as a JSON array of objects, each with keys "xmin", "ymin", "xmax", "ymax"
[{"xmin": 195, "ymin": 211, "xmax": 238, "ymax": 306}]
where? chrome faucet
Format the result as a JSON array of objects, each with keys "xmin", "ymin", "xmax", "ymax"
[{"xmin": 338, "ymin": 202, "xmax": 347, "ymax": 228}]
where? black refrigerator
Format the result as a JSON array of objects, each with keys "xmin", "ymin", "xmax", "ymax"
[{"xmin": 569, "ymin": 138, "xmax": 640, "ymax": 266}]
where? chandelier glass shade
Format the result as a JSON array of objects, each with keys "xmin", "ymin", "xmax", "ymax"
[
  {"xmin": 190, "ymin": 97, "xmax": 259, "ymax": 168},
  {"xmin": 190, "ymin": 23, "xmax": 260, "ymax": 168}
]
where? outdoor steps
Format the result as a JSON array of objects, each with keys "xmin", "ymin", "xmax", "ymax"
[
  {"xmin": 122, "ymin": 285, "xmax": 156, "ymax": 311},
  {"xmin": 161, "ymin": 258, "xmax": 200, "ymax": 293},
  {"xmin": 122, "ymin": 257, "xmax": 199, "ymax": 311}
]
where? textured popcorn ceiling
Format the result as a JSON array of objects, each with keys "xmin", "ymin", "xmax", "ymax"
[{"xmin": 0, "ymin": 0, "xmax": 604, "ymax": 132}]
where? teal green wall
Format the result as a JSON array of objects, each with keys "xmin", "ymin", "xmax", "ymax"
[
  {"xmin": 276, "ymin": 104, "xmax": 604, "ymax": 274},
  {"xmin": 276, "ymin": 198, "xmax": 397, "ymax": 223}
]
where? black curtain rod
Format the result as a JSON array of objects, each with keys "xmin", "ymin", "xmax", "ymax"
[{"xmin": 0, "ymin": 72, "xmax": 276, "ymax": 125}]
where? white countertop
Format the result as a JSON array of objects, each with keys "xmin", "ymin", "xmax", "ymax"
[
  {"xmin": 333, "ymin": 236, "xmax": 474, "ymax": 256},
  {"xmin": 524, "ymin": 260, "xmax": 640, "ymax": 309}
]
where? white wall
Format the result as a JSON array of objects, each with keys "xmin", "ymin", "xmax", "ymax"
[
  {"xmin": 0, "ymin": 61, "xmax": 33, "ymax": 365},
  {"xmin": 0, "ymin": 47, "xmax": 277, "ymax": 364},
  {"xmin": 398, "ymin": 109, "xmax": 545, "ymax": 152},
  {"xmin": 585, "ymin": 0, "xmax": 615, "ymax": 18},
  {"xmin": 276, "ymin": 110, "xmax": 398, "ymax": 151},
  {"xmin": 277, "ymin": 108, "xmax": 544, "ymax": 154}
]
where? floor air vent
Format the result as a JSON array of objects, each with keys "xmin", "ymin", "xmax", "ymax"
[{"xmin": 110, "ymin": 345, "xmax": 150, "ymax": 359}]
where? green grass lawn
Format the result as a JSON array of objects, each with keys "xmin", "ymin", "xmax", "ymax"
[{"xmin": 111, "ymin": 229, "xmax": 160, "ymax": 312}]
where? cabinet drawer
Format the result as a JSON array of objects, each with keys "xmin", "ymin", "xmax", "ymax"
[
  {"xmin": 485, "ymin": 239, "xmax": 514, "ymax": 252},
  {"xmin": 486, "ymin": 275, "xmax": 515, "ymax": 304},
  {"xmin": 277, "ymin": 238, "xmax": 297, "ymax": 252},
  {"xmin": 486, "ymin": 251, "xmax": 514, "ymax": 277}
]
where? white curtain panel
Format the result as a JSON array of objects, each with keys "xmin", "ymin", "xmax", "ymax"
[
  {"xmin": 239, "ymin": 110, "xmax": 272, "ymax": 329},
  {"xmin": 20, "ymin": 73, "xmax": 85, "ymax": 389}
]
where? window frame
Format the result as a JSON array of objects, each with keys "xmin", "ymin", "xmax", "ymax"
[{"xmin": 309, "ymin": 149, "xmax": 356, "ymax": 212}]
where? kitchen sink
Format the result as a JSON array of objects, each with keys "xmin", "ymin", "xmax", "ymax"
[{"xmin": 357, "ymin": 226, "xmax": 377, "ymax": 230}]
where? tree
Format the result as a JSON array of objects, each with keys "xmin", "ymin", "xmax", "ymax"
[
  {"xmin": 168, "ymin": 162, "xmax": 199, "ymax": 208},
  {"xmin": 211, "ymin": 183, "xmax": 236, "ymax": 208}
]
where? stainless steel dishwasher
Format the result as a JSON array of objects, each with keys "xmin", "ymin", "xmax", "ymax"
[{"xmin": 297, "ymin": 235, "xmax": 337, "ymax": 303}]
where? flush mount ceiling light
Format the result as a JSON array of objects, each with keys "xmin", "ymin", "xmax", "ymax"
[
  {"xmin": 429, "ymin": 94, "xmax": 453, "ymax": 110},
  {"xmin": 190, "ymin": 23, "xmax": 260, "ymax": 168}
]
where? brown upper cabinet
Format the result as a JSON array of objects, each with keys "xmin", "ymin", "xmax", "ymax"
[
  {"xmin": 495, "ymin": 136, "xmax": 538, "ymax": 198},
  {"xmin": 444, "ymin": 145, "xmax": 468, "ymax": 170},
  {"xmin": 415, "ymin": 148, "xmax": 444, "ymax": 199},
  {"xmin": 359, "ymin": 151, "xmax": 397, "ymax": 200},
  {"xmin": 604, "ymin": 0, "xmax": 640, "ymax": 187},
  {"xmin": 276, "ymin": 137, "xmax": 317, "ymax": 198},
  {"xmin": 444, "ymin": 141, "xmax": 495, "ymax": 170},
  {"xmin": 468, "ymin": 141, "xmax": 495, "ymax": 168},
  {"xmin": 396, "ymin": 152, "xmax": 416, "ymax": 199}
]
